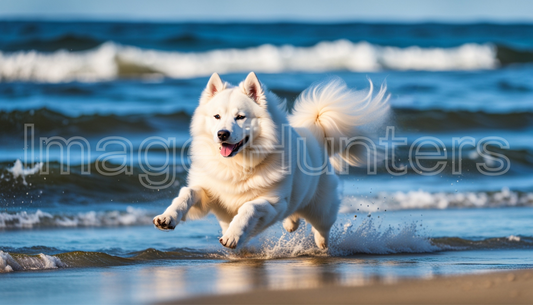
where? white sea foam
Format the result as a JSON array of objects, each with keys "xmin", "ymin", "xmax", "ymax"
[
  {"xmin": 3, "ymin": 189, "xmax": 528, "ymax": 229},
  {"xmin": 0, "ymin": 41, "xmax": 498, "ymax": 82},
  {"xmin": 225, "ymin": 217, "xmax": 437, "ymax": 259},
  {"xmin": 0, "ymin": 251, "xmax": 21, "ymax": 272},
  {"xmin": 6, "ymin": 159, "xmax": 43, "ymax": 185},
  {"xmin": 507, "ymin": 235, "xmax": 521, "ymax": 242},
  {"xmin": 0, "ymin": 206, "xmax": 153, "ymax": 229},
  {"xmin": 340, "ymin": 188, "xmax": 533, "ymax": 213},
  {"xmin": 0, "ymin": 251, "xmax": 66, "ymax": 272}
]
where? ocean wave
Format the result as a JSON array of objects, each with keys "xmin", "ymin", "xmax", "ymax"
[
  {"xmin": 2, "ymin": 216, "xmax": 532, "ymax": 272},
  {"xmin": 2, "ymin": 233, "xmax": 531, "ymax": 272},
  {"xmin": 0, "ymin": 218, "xmax": 439, "ymax": 272},
  {"xmin": 0, "ymin": 250, "xmax": 66, "ymax": 272},
  {"xmin": 394, "ymin": 109, "xmax": 533, "ymax": 132},
  {"xmin": 0, "ymin": 247, "xmax": 221, "ymax": 272},
  {"xmin": 1, "ymin": 159, "xmax": 186, "ymax": 205},
  {"xmin": 496, "ymin": 45, "xmax": 533, "ymax": 65},
  {"xmin": 0, "ymin": 108, "xmax": 190, "ymax": 136},
  {"xmin": 1, "ymin": 185, "xmax": 532, "ymax": 230},
  {"xmin": 1, "ymin": 154, "xmax": 532, "ymax": 209},
  {"xmin": 2, "ymin": 34, "xmax": 103, "ymax": 53},
  {"xmin": 340, "ymin": 188, "xmax": 533, "ymax": 213},
  {"xmin": 0, "ymin": 206, "xmax": 154, "ymax": 229},
  {"xmin": 433, "ymin": 235, "xmax": 533, "ymax": 250},
  {"xmin": 3, "ymin": 108, "xmax": 533, "ymax": 141},
  {"xmin": 0, "ymin": 41, "xmax": 499, "ymax": 82},
  {"xmin": 3, "ymin": 231, "xmax": 531, "ymax": 273}
]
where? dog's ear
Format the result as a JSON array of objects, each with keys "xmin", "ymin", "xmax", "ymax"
[
  {"xmin": 200, "ymin": 73, "xmax": 225, "ymax": 104},
  {"xmin": 242, "ymin": 72, "xmax": 266, "ymax": 106}
]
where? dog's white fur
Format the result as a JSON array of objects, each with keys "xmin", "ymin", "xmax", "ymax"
[{"xmin": 153, "ymin": 72, "xmax": 390, "ymax": 249}]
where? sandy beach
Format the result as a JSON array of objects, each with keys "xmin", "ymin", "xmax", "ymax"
[{"xmin": 169, "ymin": 269, "xmax": 533, "ymax": 304}]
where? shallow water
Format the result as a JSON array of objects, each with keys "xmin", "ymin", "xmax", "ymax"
[
  {"xmin": 2, "ymin": 209, "xmax": 533, "ymax": 304},
  {"xmin": 1, "ymin": 21, "xmax": 533, "ymax": 304},
  {"xmin": 2, "ymin": 249, "xmax": 533, "ymax": 305}
]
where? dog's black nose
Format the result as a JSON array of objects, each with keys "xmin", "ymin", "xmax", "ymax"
[{"xmin": 217, "ymin": 130, "xmax": 230, "ymax": 141}]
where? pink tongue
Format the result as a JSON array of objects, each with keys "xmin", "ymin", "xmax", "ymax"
[{"xmin": 220, "ymin": 143, "xmax": 236, "ymax": 157}]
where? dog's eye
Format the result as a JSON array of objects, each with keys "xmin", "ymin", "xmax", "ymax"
[
  {"xmin": 235, "ymin": 115, "xmax": 246, "ymax": 120},
  {"xmin": 214, "ymin": 114, "xmax": 221, "ymax": 119}
]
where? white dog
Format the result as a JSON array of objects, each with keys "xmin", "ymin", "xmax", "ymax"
[{"xmin": 153, "ymin": 72, "xmax": 389, "ymax": 249}]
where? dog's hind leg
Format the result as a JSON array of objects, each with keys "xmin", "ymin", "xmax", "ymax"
[
  {"xmin": 302, "ymin": 212, "xmax": 335, "ymax": 249},
  {"xmin": 311, "ymin": 226, "xmax": 330, "ymax": 250},
  {"xmin": 282, "ymin": 215, "xmax": 300, "ymax": 233},
  {"xmin": 301, "ymin": 180, "xmax": 340, "ymax": 249},
  {"xmin": 295, "ymin": 207, "xmax": 333, "ymax": 249}
]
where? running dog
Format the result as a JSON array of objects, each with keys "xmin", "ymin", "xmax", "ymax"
[{"xmin": 153, "ymin": 72, "xmax": 389, "ymax": 249}]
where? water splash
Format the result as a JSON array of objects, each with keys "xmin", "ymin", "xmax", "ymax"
[
  {"xmin": 6, "ymin": 159, "xmax": 43, "ymax": 186},
  {"xmin": 223, "ymin": 217, "xmax": 438, "ymax": 259}
]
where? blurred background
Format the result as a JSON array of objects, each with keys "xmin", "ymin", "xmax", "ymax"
[{"xmin": 1, "ymin": 1, "xmax": 533, "ymax": 303}]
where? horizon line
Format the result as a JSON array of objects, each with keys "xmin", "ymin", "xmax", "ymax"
[{"xmin": 2, "ymin": 16, "xmax": 533, "ymax": 25}]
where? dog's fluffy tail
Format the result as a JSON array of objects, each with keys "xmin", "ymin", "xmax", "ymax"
[{"xmin": 289, "ymin": 77, "xmax": 390, "ymax": 171}]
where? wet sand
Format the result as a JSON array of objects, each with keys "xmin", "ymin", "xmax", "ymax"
[{"xmin": 167, "ymin": 269, "xmax": 533, "ymax": 304}]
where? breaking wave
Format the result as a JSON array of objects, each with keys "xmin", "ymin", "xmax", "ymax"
[
  {"xmin": 433, "ymin": 235, "xmax": 533, "ymax": 251},
  {"xmin": 0, "ymin": 218, "xmax": 439, "ymax": 272},
  {"xmin": 0, "ymin": 41, "xmax": 499, "ymax": 82},
  {"xmin": 2, "ymin": 217, "xmax": 531, "ymax": 272},
  {"xmin": 0, "ymin": 159, "xmax": 186, "ymax": 205},
  {"xmin": 0, "ymin": 250, "xmax": 66, "ymax": 272},
  {"xmin": 0, "ymin": 207, "xmax": 154, "ymax": 229},
  {"xmin": 4, "ymin": 108, "xmax": 533, "ymax": 138},
  {"xmin": 340, "ymin": 188, "xmax": 533, "ymax": 213}
]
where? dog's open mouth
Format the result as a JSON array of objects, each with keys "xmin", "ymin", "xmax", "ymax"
[{"xmin": 220, "ymin": 137, "xmax": 249, "ymax": 157}]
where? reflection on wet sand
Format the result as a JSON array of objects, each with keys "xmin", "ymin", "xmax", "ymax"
[{"xmin": 78, "ymin": 249, "xmax": 531, "ymax": 304}]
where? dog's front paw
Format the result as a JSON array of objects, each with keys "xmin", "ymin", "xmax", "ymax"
[
  {"xmin": 153, "ymin": 213, "xmax": 179, "ymax": 231},
  {"xmin": 219, "ymin": 233, "xmax": 240, "ymax": 249}
]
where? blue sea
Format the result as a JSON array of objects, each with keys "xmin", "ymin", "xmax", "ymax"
[{"xmin": 1, "ymin": 21, "xmax": 533, "ymax": 304}]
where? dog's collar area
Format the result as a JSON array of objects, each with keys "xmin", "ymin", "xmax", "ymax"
[{"xmin": 220, "ymin": 136, "xmax": 249, "ymax": 157}]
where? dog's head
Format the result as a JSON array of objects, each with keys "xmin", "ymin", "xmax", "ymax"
[{"xmin": 191, "ymin": 72, "xmax": 276, "ymax": 160}]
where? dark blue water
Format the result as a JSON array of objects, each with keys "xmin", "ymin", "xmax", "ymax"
[{"xmin": 0, "ymin": 21, "xmax": 532, "ymax": 304}]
